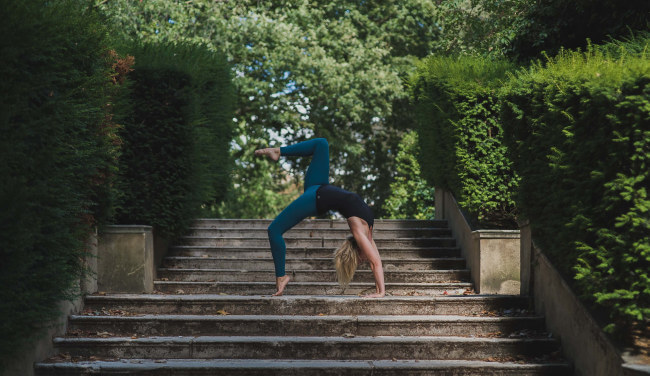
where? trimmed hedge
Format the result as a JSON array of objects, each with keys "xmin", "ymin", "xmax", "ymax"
[
  {"xmin": 114, "ymin": 41, "xmax": 234, "ymax": 239},
  {"xmin": 411, "ymin": 56, "xmax": 520, "ymax": 228},
  {"xmin": 501, "ymin": 35, "xmax": 650, "ymax": 334},
  {"xmin": 0, "ymin": 0, "xmax": 119, "ymax": 367}
]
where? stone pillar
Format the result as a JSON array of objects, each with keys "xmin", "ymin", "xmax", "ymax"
[
  {"xmin": 81, "ymin": 228, "xmax": 98, "ymax": 294},
  {"xmin": 97, "ymin": 225, "xmax": 154, "ymax": 293},
  {"xmin": 434, "ymin": 187, "xmax": 521, "ymax": 295},
  {"xmin": 473, "ymin": 230, "xmax": 521, "ymax": 294},
  {"xmin": 519, "ymin": 219, "xmax": 532, "ymax": 296},
  {"xmin": 434, "ymin": 188, "xmax": 445, "ymax": 220}
]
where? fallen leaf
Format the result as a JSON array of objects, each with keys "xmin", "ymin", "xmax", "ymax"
[
  {"xmin": 318, "ymin": 313, "xmax": 326, "ymax": 316},
  {"xmin": 216, "ymin": 309, "xmax": 230, "ymax": 315},
  {"xmin": 442, "ymin": 291, "xmax": 449, "ymax": 295}
]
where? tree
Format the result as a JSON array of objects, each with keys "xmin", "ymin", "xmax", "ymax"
[
  {"xmin": 97, "ymin": 0, "xmax": 528, "ymax": 218},
  {"xmin": 509, "ymin": 0, "xmax": 650, "ymax": 62},
  {"xmin": 383, "ymin": 131, "xmax": 435, "ymax": 219}
]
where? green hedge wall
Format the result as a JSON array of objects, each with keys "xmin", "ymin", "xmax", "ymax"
[
  {"xmin": 501, "ymin": 36, "xmax": 650, "ymax": 334},
  {"xmin": 0, "ymin": 0, "xmax": 118, "ymax": 368},
  {"xmin": 411, "ymin": 56, "xmax": 520, "ymax": 228},
  {"xmin": 115, "ymin": 41, "xmax": 234, "ymax": 238}
]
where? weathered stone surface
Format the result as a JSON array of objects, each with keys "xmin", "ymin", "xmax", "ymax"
[
  {"xmin": 152, "ymin": 280, "xmax": 473, "ymax": 295},
  {"xmin": 155, "ymin": 267, "xmax": 470, "ymax": 283},
  {"xmin": 434, "ymin": 188, "xmax": 520, "ymax": 295},
  {"xmin": 67, "ymin": 314, "xmax": 545, "ymax": 337},
  {"xmin": 187, "ymin": 227, "xmax": 451, "ymax": 239},
  {"xmin": 192, "ymin": 218, "xmax": 449, "ymax": 229},
  {"xmin": 531, "ymin": 245, "xmax": 629, "ymax": 376},
  {"xmin": 81, "ymin": 294, "xmax": 531, "ymax": 316},
  {"xmin": 178, "ymin": 236, "xmax": 456, "ymax": 248},
  {"xmin": 34, "ymin": 219, "xmax": 570, "ymax": 376},
  {"xmin": 52, "ymin": 336, "xmax": 560, "ymax": 360},
  {"xmin": 97, "ymin": 225, "xmax": 153, "ymax": 293},
  {"xmin": 35, "ymin": 359, "xmax": 572, "ymax": 376},
  {"xmin": 170, "ymin": 246, "xmax": 462, "ymax": 259},
  {"xmin": 162, "ymin": 256, "xmax": 466, "ymax": 270}
]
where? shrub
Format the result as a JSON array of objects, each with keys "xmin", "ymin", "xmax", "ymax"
[
  {"xmin": 383, "ymin": 131, "xmax": 435, "ymax": 220},
  {"xmin": 411, "ymin": 55, "xmax": 519, "ymax": 228},
  {"xmin": 0, "ymin": 0, "xmax": 120, "ymax": 367},
  {"xmin": 114, "ymin": 41, "xmax": 234, "ymax": 239},
  {"xmin": 501, "ymin": 35, "xmax": 650, "ymax": 335}
]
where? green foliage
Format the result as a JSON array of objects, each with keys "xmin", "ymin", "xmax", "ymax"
[
  {"xmin": 501, "ymin": 35, "xmax": 650, "ymax": 334},
  {"xmin": 412, "ymin": 55, "xmax": 520, "ymax": 228},
  {"xmin": 509, "ymin": 0, "xmax": 650, "ymax": 62},
  {"xmin": 96, "ymin": 0, "xmax": 449, "ymax": 218},
  {"xmin": 114, "ymin": 41, "xmax": 234, "ymax": 238},
  {"xmin": 383, "ymin": 131, "xmax": 435, "ymax": 219},
  {"xmin": 432, "ymin": 0, "xmax": 534, "ymax": 57},
  {"xmin": 0, "ymin": 0, "xmax": 118, "ymax": 368}
]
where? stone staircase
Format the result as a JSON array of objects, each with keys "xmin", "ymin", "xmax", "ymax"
[{"xmin": 35, "ymin": 219, "xmax": 572, "ymax": 375}]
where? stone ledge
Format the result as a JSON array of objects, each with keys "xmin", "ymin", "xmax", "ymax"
[
  {"xmin": 434, "ymin": 188, "xmax": 520, "ymax": 295},
  {"xmin": 524, "ymin": 227, "xmax": 649, "ymax": 376},
  {"xmin": 100, "ymin": 225, "xmax": 153, "ymax": 234},
  {"xmin": 97, "ymin": 225, "xmax": 153, "ymax": 293},
  {"xmin": 473, "ymin": 230, "xmax": 520, "ymax": 239}
]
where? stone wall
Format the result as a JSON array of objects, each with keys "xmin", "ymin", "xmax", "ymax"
[
  {"xmin": 2, "ymin": 231, "xmax": 98, "ymax": 376},
  {"xmin": 434, "ymin": 188, "xmax": 521, "ymax": 294}
]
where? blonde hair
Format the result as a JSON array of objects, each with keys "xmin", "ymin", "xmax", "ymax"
[{"xmin": 334, "ymin": 236, "xmax": 360, "ymax": 288}]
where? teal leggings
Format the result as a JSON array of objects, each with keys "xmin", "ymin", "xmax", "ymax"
[{"xmin": 268, "ymin": 138, "xmax": 329, "ymax": 277}]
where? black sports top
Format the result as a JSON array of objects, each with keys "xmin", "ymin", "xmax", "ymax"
[{"xmin": 315, "ymin": 184, "xmax": 374, "ymax": 227}]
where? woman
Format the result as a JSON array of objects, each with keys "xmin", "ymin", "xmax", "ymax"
[{"xmin": 255, "ymin": 138, "xmax": 385, "ymax": 298}]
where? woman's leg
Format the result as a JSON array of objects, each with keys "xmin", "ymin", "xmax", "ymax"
[
  {"xmin": 260, "ymin": 138, "xmax": 329, "ymax": 295},
  {"xmin": 280, "ymin": 138, "xmax": 329, "ymax": 189},
  {"xmin": 267, "ymin": 185, "xmax": 320, "ymax": 278}
]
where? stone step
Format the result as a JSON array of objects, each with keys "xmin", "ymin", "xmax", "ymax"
[
  {"xmin": 156, "ymin": 268, "xmax": 471, "ymax": 283},
  {"xmin": 82, "ymin": 294, "xmax": 533, "ymax": 316},
  {"xmin": 192, "ymin": 218, "xmax": 449, "ymax": 229},
  {"xmin": 153, "ymin": 281, "xmax": 474, "ymax": 296},
  {"xmin": 169, "ymin": 246, "xmax": 462, "ymax": 259},
  {"xmin": 162, "ymin": 257, "xmax": 467, "ymax": 270},
  {"xmin": 51, "ymin": 336, "xmax": 562, "ymax": 360},
  {"xmin": 177, "ymin": 237, "xmax": 456, "ymax": 248},
  {"xmin": 34, "ymin": 358, "xmax": 573, "ymax": 376},
  {"xmin": 186, "ymin": 227, "xmax": 451, "ymax": 239},
  {"xmin": 67, "ymin": 314, "xmax": 546, "ymax": 337}
]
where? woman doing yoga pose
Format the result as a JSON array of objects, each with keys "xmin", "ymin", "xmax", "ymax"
[{"xmin": 255, "ymin": 138, "xmax": 385, "ymax": 298}]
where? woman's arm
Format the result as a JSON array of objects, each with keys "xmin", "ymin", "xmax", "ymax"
[{"xmin": 349, "ymin": 219, "xmax": 385, "ymax": 298}]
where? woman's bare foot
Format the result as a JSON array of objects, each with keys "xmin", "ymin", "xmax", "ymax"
[
  {"xmin": 272, "ymin": 275, "xmax": 291, "ymax": 296},
  {"xmin": 254, "ymin": 147, "xmax": 280, "ymax": 162},
  {"xmin": 361, "ymin": 292, "xmax": 385, "ymax": 298}
]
